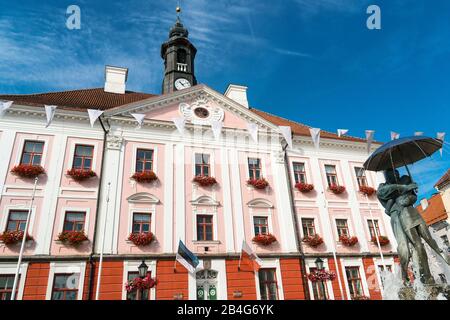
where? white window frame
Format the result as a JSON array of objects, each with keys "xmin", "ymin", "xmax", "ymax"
[
  {"xmin": 373, "ymin": 257, "xmax": 395, "ymax": 293},
  {"xmin": 290, "ymin": 160, "xmax": 311, "ymax": 185},
  {"xmin": 365, "ymin": 217, "xmax": 385, "ymax": 239},
  {"xmin": 245, "ymin": 156, "xmax": 267, "ymax": 180},
  {"xmin": 0, "ymin": 262, "xmax": 29, "ymax": 300},
  {"xmin": 250, "ymin": 208, "xmax": 273, "ymax": 238},
  {"xmin": 305, "ymin": 258, "xmax": 335, "ymax": 300},
  {"xmin": 131, "ymin": 144, "xmax": 158, "ymax": 176},
  {"xmin": 192, "ymin": 151, "xmax": 215, "ymax": 177},
  {"xmin": 67, "ymin": 140, "xmax": 99, "ymax": 171},
  {"xmin": 128, "ymin": 208, "xmax": 156, "ymax": 235},
  {"xmin": 254, "ymin": 259, "xmax": 284, "ymax": 300},
  {"xmin": 57, "ymin": 207, "xmax": 91, "ymax": 234},
  {"xmin": 14, "ymin": 135, "xmax": 50, "ymax": 167},
  {"xmin": 299, "ymin": 217, "xmax": 318, "ymax": 239},
  {"xmin": 193, "ymin": 208, "xmax": 218, "ymax": 242},
  {"xmin": 122, "ymin": 260, "xmax": 157, "ymax": 300},
  {"xmin": 333, "ymin": 216, "xmax": 354, "ymax": 242},
  {"xmin": 340, "ymin": 258, "xmax": 370, "ymax": 300},
  {"xmin": 0, "ymin": 205, "xmax": 37, "ymax": 234},
  {"xmin": 45, "ymin": 262, "xmax": 86, "ymax": 300},
  {"xmin": 322, "ymin": 161, "xmax": 342, "ymax": 189}
]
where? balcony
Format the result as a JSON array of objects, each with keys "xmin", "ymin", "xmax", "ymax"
[{"xmin": 177, "ymin": 63, "xmax": 187, "ymax": 72}]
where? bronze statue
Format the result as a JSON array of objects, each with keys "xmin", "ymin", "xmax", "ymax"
[{"xmin": 377, "ymin": 169, "xmax": 445, "ymax": 284}]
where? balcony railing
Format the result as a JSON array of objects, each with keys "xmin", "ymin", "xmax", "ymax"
[{"xmin": 177, "ymin": 63, "xmax": 188, "ymax": 72}]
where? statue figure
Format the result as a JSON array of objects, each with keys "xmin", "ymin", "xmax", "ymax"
[{"xmin": 377, "ymin": 169, "xmax": 445, "ymax": 284}]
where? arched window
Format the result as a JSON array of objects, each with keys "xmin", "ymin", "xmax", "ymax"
[{"xmin": 177, "ymin": 49, "xmax": 187, "ymax": 64}]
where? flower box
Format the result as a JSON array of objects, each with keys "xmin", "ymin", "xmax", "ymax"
[
  {"xmin": 359, "ymin": 186, "xmax": 376, "ymax": 196},
  {"xmin": 11, "ymin": 164, "xmax": 45, "ymax": 178},
  {"xmin": 339, "ymin": 235, "xmax": 359, "ymax": 247},
  {"xmin": 247, "ymin": 178, "xmax": 269, "ymax": 190},
  {"xmin": 131, "ymin": 171, "xmax": 158, "ymax": 183},
  {"xmin": 125, "ymin": 273, "xmax": 157, "ymax": 293},
  {"xmin": 67, "ymin": 169, "xmax": 97, "ymax": 181},
  {"xmin": 352, "ymin": 295, "xmax": 370, "ymax": 300},
  {"xmin": 128, "ymin": 232, "xmax": 155, "ymax": 247},
  {"xmin": 307, "ymin": 270, "xmax": 336, "ymax": 282},
  {"xmin": 295, "ymin": 182, "xmax": 314, "ymax": 193},
  {"xmin": 252, "ymin": 233, "xmax": 277, "ymax": 246},
  {"xmin": 57, "ymin": 231, "xmax": 88, "ymax": 246},
  {"xmin": 302, "ymin": 234, "xmax": 324, "ymax": 247},
  {"xmin": 329, "ymin": 184, "xmax": 346, "ymax": 195},
  {"xmin": 193, "ymin": 175, "xmax": 217, "ymax": 187},
  {"xmin": 0, "ymin": 231, "xmax": 33, "ymax": 245},
  {"xmin": 371, "ymin": 235, "xmax": 390, "ymax": 246}
]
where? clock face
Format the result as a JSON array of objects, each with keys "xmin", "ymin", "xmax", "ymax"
[{"xmin": 175, "ymin": 78, "xmax": 191, "ymax": 90}]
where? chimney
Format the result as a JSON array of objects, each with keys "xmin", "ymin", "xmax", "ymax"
[
  {"xmin": 225, "ymin": 84, "xmax": 249, "ymax": 108},
  {"xmin": 104, "ymin": 65, "xmax": 128, "ymax": 94}
]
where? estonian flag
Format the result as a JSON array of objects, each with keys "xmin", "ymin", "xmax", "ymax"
[{"xmin": 176, "ymin": 240, "xmax": 199, "ymax": 273}]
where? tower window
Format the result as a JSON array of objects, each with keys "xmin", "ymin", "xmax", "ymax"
[{"xmin": 177, "ymin": 49, "xmax": 187, "ymax": 64}]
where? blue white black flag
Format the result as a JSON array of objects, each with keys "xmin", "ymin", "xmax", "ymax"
[{"xmin": 176, "ymin": 240, "xmax": 199, "ymax": 273}]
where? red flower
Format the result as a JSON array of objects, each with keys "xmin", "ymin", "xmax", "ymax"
[
  {"xmin": 359, "ymin": 186, "xmax": 376, "ymax": 196},
  {"xmin": 295, "ymin": 183, "xmax": 314, "ymax": 193},
  {"xmin": 329, "ymin": 184, "xmax": 346, "ymax": 195},
  {"xmin": 307, "ymin": 270, "xmax": 337, "ymax": 282},
  {"xmin": 57, "ymin": 231, "xmax": 88, "ymax": 246},
  {"xmin": 247, "ymin": 178, "xmax": 269, "ymax": 190},
  {"xmin": 11, "ymin": 164, "xmax": 45, "ymax": 178},
  {"xmin": 125, "ymin": 273, "xmax": 157, "ymax": 293},
  {"xmin": 193, "ymin": 176, "xmax": 217, "ymax": 187},
  {"xmin": 371, "ymin": 235, "xmax": 390, "ymax": 246},
  {"xmin": 0, "ymin": 231, "xmax": 33, "ymax": 245},
  {"xmin": 128, "ymin": 232, "xmax": 155, "ymax": 247},
  {"xmin": 131, "ymin": 171, "xmax": 158, "ymax": 183},
  {"xmin": 302, "ymin": 234, "xmax": 324, "ymax": 247},
  {"xmin": 339, "ymin": 235, "xmax": 359, "ymax": 247},
  {"xmin": 252, "ymin": 233, "xmax": 277, "ymax": 246},
  {"xmin": 67, "ymin": 169, "xmax": 97, "ymax": 181}
]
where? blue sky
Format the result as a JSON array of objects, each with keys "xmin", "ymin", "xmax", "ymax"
[{"xmin": 0, "ymin": 0, "xmax": 449, "ymax": 198}]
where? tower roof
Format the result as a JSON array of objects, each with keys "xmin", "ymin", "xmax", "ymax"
[{"xmin": 169, "ymin": 17, "xmax": 189, "ymax": 38}]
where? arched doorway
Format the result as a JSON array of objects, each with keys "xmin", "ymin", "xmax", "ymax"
[{"xmin": 196, "ymin": 270, "xmax": 218, "ymax": 300}]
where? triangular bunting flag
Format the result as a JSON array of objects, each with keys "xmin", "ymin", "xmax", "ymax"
[
  {"xmin": 279, "ymin": 126, "xmax": 292, "ymax": 149},
  {"xmin": 131, "ymin": 113, "xmax": 146, "ymax": 129},
  {"xmin": 45, "ymin": 105, "xmax": 57, "ymax": 128},
  {"xmin": 211, "ymin": 121, "xmax": 223, "ymax": 141},
  {"xmin": 87, "ymin": 109, "xmax": 104, "ymax": 127},
  {"xmin": 414, "ymin": 132, "xmax": 424, "ymax": 136},
  {"xmin": 0, "ymin": 100, "xmax": 13, "ymax": 117},
  {"xmin": 172, "ymin": 116, "xmax": 186, "ymax": 135},
  {"xmin": 337, "ymin": 129, "xmax": 348, "ymax": 137},
  {"xmin": 309, "ymin": 128, "xmax": 321, "ymax": 149},
  {"xmin": 437, "ymin": 132, "xmax": 446, "ymax": 157},
  {"xmin": 247, "ymin": 122, "xmax": 258, "ymax": 143},
  {"xmin": 390, "ymin": 131, "xmax": 400, "ymax": 141},
  {"xmin": 365, "ymin": 130, "xmax": 375, "ymax": 154}
]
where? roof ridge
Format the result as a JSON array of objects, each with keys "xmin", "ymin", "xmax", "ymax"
[{"xmin": 0, "ymin": 87, "xmax": 154, "ymax": 97}]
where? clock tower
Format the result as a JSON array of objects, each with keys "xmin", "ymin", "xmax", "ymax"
[{"xmin": 161, "ymin": 8, "xmax": 197, "ymax": 94}]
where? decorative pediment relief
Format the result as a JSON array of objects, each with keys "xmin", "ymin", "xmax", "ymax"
[
  {"xmin": 126, "ymin": 192, "xmax": 160, "ymax": 204},
  {"xmin": 179, "ymin": 96, "xmax": 225, "ymax": 125},
  {"xmin": 247, "ymin": 198, "xmax": 274, "ymax": 208},
  {"xmin": 190, "ymin": 195, "xmax": 220, "ymax": 207}
]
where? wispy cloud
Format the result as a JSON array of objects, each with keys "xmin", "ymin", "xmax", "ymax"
[
  {"xmin": 293, "ymin": 0, "xmax": 371, "ymax": 14},
  {"xmin": 273, "ymin": 48, "xmax": 312, "ymax": 58}
]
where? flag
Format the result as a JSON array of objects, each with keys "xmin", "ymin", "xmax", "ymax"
[
  {"xmin": 172, "ymin": 116, "xmax": 186, "ymax": 135},
  {"xmin": 176, "ymin": 240, "xmax": 199, "ymax": 273},
  {"xmin": 247, "ymin": 122, "xmax": 258, "ymax": 143},
  {"xmin": 390, "ymin": 131, "xmax": 400, "ymax": 140},
  {"xmin": 239, "ymin": 241, "xmax": 262, "ymax": 272},
  {"xmin": 87, "ymin": 109, "xmax": 104, "ymax": 127},
  {"xmin": 309, "ymin": 128, "xmax": 321, "ymax": 149},
  {"xmin": 131, "ymin": 113, "xmax": 146, "ymax": 128},
  {"xmin": 279, "ymin": 126, "xmax": 292, "ymax": 149},
  {"xmin": 0, "ymin": 100, "xmax": 13, "ymax": 117},
  {"xmin": 211, "ymin": 121, "xmax": 223, "ymax": 141},
  {"xmin": 437, "ymin": 132, "xmax": 446, "ymax": 157},
  {"xmin": 414, "ymin": 132, "xmax": 424, "ymax": 136},
  {"xmin": 365, "ymin": 130, "xmax": 375, "ymax": 154},
  {"xmin": 45, "ymin": 105, "xmax": 57, "ymax": 128},
  {"xmin": 337, "ymin": 129, "xmax": 348, "ymax": 137}
]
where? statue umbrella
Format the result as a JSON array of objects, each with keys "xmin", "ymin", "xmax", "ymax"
[{"xmin": 363, "ymin": 136, "xmax": 443, "ymax": 176}]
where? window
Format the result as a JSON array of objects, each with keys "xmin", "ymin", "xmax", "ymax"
[
  {"xmin": 51, "ymin": 274, "xmax": 78, "ymax": 300},
  {"xmin": 345, "ymin": 267, "xmax": 363, "ymax": 299},
  {"xmin": 63, "ymin": 212, "xmax": 86, "ymax": 232},
  {"xmin": 177, "ymin": 49, "xmax": 187, "ymax": 64},
  {"xmin": 367, "ymin": 220, "xmax": 380, "ymax": 238},
  {"xmin": 258, "ymin": 269, "xmax": 278, "ymax": 300},
  {"xmin": 377, "ymin": 265, "xmax": 392, "ymax": 286},
  {"xmin": 196, "ymin": 215, "xmax": 213, "ymax": 241},
  {"xmin": 136, "ymin": 149, "xmax": 154, "ymax": 173},
  {"xmin": 441, "ymin": 235, "xmax": 449, "ymax": 248},
  {"xmin": 6, "ymin": 210, "xmax": 29, "ymax": 232},
  {"xmin": 325, "ymin": 165, "xmax": 338, "ymax": 187},
  {"xmin": 302, "ymin": 218, "xmax": 316, "ymax": 237},
  {"xmin": 0, "ymin": 275, "xmax": 19, "ymax": 300},
  {"xmin": 309, "ymin": 268, "xmax": 329, "ymax": 300},
  {"xmin": 248, "ymin": 158, "xmax": 261, "ymax": 180},
  {"xmin": 195, "ymin": 154, "xmax": 210, "ymax": 177},
  {"xmin": 126, "ymin": 272, "xmax": 150, "ymax": 300},
  {"xmin": 132, "ymin": 213, "xmax": 151, "ymax": 234},
  {"xmin": 293, "ymin": 162, "xmax": 307, "ymax": 184},
  {"xmin": 336, "ymin": 219, "xmax": 349, "ymax": 237},
  {"xmin": 253, "ymin": 217, "xmax": 269, "ymax": 236},
  {"xmin": 72, "ymin": 145, "xmax": 94, "ymax": 170},
  {"xmin": 354, "ymin": 167, "xmax": 368, "ymax": 187},
  {"xmin": 20, "ymin": 141, "xmax": 44, "ymax": 166}
]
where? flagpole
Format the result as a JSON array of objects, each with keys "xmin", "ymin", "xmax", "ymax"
[
  {"xmin": 238, "ymin": 241, "xmax": 243, "ymax": 271},
  {"xmin": 11, "ymin": 177, "xmax": 38, "ymax": 300},
  {"xmin": 95, "ymin": 182, "xmax": 111, "ymax": 300}
]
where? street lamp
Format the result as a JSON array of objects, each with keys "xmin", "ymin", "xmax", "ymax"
[
  {"xmin": 315, "ymin": 257, "xmax": 324, "ymax": 271},
  {"xmin": 138, "ymin": 260, "xmax": 148, "ymax": 279}
]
